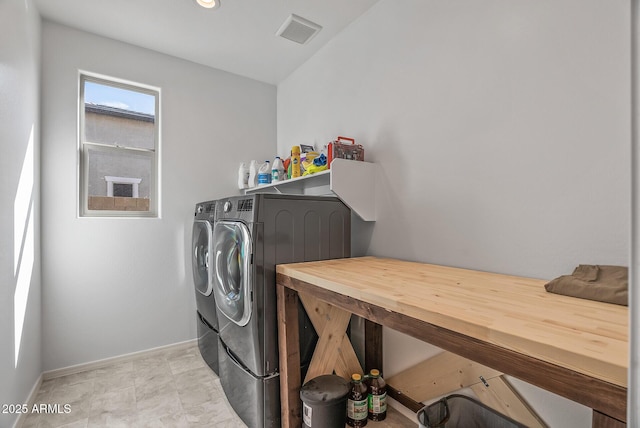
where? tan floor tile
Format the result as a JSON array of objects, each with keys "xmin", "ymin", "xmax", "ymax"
[
  {"xmin": 167, "ymin": 352, "xmax": 205, "ymax": 376},
  {"xmin": 173, "ymin": 366, "xmax": 217, "ymax": 392},
  {"xmin": 90, "ymin": 386, "xmax": 136, "ymax": 415},
  {"xmin": 177, "ymin": 381, "xmax": 220, "ymax": 408},
  {"xmin": 57, "ymin": 418, "xmax": 88, "ymax": 428},
  {"xmin": 92, "ymin": 372, "xmax": 135, "ymax": 395},
  {"xmin": 162, "ymin": 346, "xmax": 196, "ymax": 361},
  {"xmin": 134, "ymin": 412, "xmax": 190, "ymax": 428},
  {"xmin": 212, "ymin": 377, "xmax": 224, "ymax": 392},
  {"xmin": 33, "ymin": 388, "xmax": 52, "ymax": 402},
  {"xmin": 50, "ymin": 380, "xmax": 95, "ymax": 405},
  {"xmin": 38, "ymin": 379, "xmax": 58, "ymax": 394},
  {"xmin": 135, "ymin": 386, "xmax": 182, "ymax": 422},
  {"xmin": 132, "ymin": 355, "xmax": 167, "ymax": 372},
  {"xmin": 94, "ymin": 361, "xmax": 134, "ymax": 379},
  {"xmin": 133, "ymin": 361, "xmax": 174, "ymax": 396},
  {"xmin": 36, "ymin": 400, "xmax": 91, "ymax": 428},
  {"xmin": 183, "ymin": 396, "xmax": 235, "ymax": 426},
  {"xmin": 87, "ymin": 411, "xmax": 139, "ymax": 428},
  {"xmin": 21, "ymin": 413, "xmax": 40, "ymax": 428},
  {"xmin": 213, "ymin": 417, "xmax": 248, "ymax": 428},
  {"xmin": 29, "ymin": 344, "xmax": 253, "ymax": 428},
  {"xmin": 134, "ymin": 376, "xmax": 176, "ymax": 402},
  {"xmin": 55, "ymin": 371, "xmax": 96, "ymax": 388}
]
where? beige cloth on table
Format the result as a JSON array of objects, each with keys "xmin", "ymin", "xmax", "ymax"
[{"xmin": 544, "ymin": 264, "xmax": 628, "ymax": 306}]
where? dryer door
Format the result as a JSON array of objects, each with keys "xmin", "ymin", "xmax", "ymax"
[
  {"xmin": 213, "ymin": 220, "xmax": 252, "ymax": 326},
  {"xmin": 192, "ymin": 220, "xmax": 213, "ymax": 297}
]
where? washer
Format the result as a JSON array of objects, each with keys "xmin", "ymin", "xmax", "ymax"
[
  {"xmin": 213, "ymin": 194, "xmax": 351, "ymax": 428},
  {"xmin": 192, "ymin": 200, "xmax": 219, "ymax": 374}
]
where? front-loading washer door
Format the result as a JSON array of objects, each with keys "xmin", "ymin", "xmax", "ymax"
[
  {"xmin": 213, "ymin": 220, "xmax": 252, "ymax": 326},
  {"xmin": 192, "ymin": 220, "xmax": 213, "ymax": 297}
]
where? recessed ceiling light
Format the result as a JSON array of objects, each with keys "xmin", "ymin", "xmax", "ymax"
[{"xmin": 195, "ymin": 0, "xmax": 220, "ymax": 9}]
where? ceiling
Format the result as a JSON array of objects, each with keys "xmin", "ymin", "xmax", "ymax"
[{"xmin": 34, "ymin": 0, "xmax": 380, "ymax": 85}]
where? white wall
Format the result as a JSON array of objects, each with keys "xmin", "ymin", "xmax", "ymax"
[
  {"xmin": 0, "ymin": 0, "xmax": 42, "ymax": 426},
  {"xmin": 277, "ymin": 1, "xmax": 630, "ymax": 426},
  {"xmin": 41, "ymin": 21, "xmax": 276, "ymax": 371}
]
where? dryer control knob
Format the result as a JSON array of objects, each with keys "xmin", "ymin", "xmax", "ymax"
[
  {"xmin": 196, "ymin": 205, "xmax": 204, "ymax": 214},
  {"xmin": 223, "ymin": 201, "xmax": 232, "ymax": 213}
]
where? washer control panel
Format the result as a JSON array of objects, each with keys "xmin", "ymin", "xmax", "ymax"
[{"xmin": 216, "ymin": 196, "xmax": 256, "ymax": 223}]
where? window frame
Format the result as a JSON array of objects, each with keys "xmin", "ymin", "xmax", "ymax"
[{"xmin": 78, "ymin": 71, "xmax": 161, "ymax": 218}]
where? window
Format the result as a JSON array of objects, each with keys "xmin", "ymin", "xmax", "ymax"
[{"xmin": 79, "ymin": 72, "xmax": 160, "ymax": 217}]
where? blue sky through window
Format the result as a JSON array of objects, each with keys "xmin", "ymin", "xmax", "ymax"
[{"xmin": 84, "ymin": 81, "xmax": 155, "ymax": 116}]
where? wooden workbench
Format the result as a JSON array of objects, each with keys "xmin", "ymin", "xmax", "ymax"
[{"xmin": 276, "ymin": 257, "xmax": 628, "ymax": 427}]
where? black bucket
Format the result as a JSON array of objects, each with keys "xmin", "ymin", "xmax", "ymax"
[
  {"xmin": 300, "ymin": 375, "xmax": 350, "ymax": 428},
  {"xmin": 417, "ymin": 394, "xmax": 528, "ymax": 428}
]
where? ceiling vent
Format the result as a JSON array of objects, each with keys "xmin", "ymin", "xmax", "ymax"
[{"xmin": 276, "ymin": 14, "xmax": 322, "ymax": 45}]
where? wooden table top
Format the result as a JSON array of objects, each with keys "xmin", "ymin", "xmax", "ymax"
[{"xmin": 276, "ymin": 256, "xmax": 628, "ymax": 388}]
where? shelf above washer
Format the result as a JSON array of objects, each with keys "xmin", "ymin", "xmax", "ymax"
[{"xmin": 244, "ymin": 159, "xmax": 376, "ymax": 221}]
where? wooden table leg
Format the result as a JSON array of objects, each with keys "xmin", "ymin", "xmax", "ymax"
[
  {"xmin": 277, "ymin": 284, "xmax": 302, "ymax": 428},
  {"xmin": 592, "ymin": 410, "xmax": 626, "ymax": 428},
  {"xmin": 364, "ymin": 319, "xmax": 383, "ymax": 373}
]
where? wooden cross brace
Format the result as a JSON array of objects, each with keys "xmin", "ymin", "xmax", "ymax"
[
  {"xmin": 298, "ymin": 291, "xmax": 364, "ymax": 383},
  {"xmin": 276, "ymin": 286, "xmax": 365, "ymax": 428}
]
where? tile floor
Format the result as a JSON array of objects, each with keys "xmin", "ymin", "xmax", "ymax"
[
  {"xmin": 21, "ymin": 344, "xmax": 247, "ymax": 428},
  {"xmin": 20, "ymin": 343, "xmax": 416, "ymax": 428}
]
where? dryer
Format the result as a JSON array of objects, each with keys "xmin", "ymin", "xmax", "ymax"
[
  {"xmin": 192, "ymin": 200, "xmax": 219, "ymax": 374},
  {"xmin": 213, "ymin": 194, "xmax": 351, "ymax": 428}
]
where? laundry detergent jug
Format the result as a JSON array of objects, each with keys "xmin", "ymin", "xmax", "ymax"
[{"xmin": 257, "ymin": 160, "xmax": 272, "ymax": 185}]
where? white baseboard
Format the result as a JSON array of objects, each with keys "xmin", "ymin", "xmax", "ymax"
[
  {"xmin": 12, "ymin": 373, "xmax": 43, "ymax": 428},
  {"xmin": 43, "ymin": 339, "xmax": 197, "ymax": 381},
  {"xmin": 12, "ymin": 340, "xmax": 197, "ymax": 427}
]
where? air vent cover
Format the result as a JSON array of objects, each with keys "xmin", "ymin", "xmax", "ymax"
[
  {"xmin": 238, "ymin": 199, "xmax": 253, "ymax": 212},
  {"xmin": 276, "ymin": 14, "xmax": 322, "ymax": 45}
]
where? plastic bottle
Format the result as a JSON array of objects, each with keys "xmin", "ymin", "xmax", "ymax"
[
  {"xmin": 237, "ymin": 162, "xmax": 249, "ymax": 189},
  {"xmin": 257, "ymin": 160, "xmax": 271, "ymax": 185},
  {"xmin": 291, "ymin": 146, "xmax": 301, "ymax": 178},
  {"xmin": 347, "ymin": 373, "xmax": 368, "ymax": 427},
  {"xmin": 272, "ymin": 156, "xmax": 285, "ymax": 182},
  {"xmin": 367, "ymin": 369, "xmax": 387, "ymax": 421},
  {"xmin": 248, "ymin": 160, "xmax": 259, "ymax": 188}
]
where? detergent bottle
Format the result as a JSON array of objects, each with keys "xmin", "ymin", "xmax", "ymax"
[
  {"xmin": 291, "ymin": 146, "xmax": 301, "ymax": 178},
  {"xmin": 248, "ymin": 160, "xmax": 259, "ymax": 188},
  {"xmin": 237, "ymin": 162, "xmax": 249, "ymax": 189},
  {"xmin": 272, "ymin": 156, "xmax": 285, "ymax": 182},
  {"xmin": 257, "ymin": 160, "xmax": 271, "ymax": 185}
]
